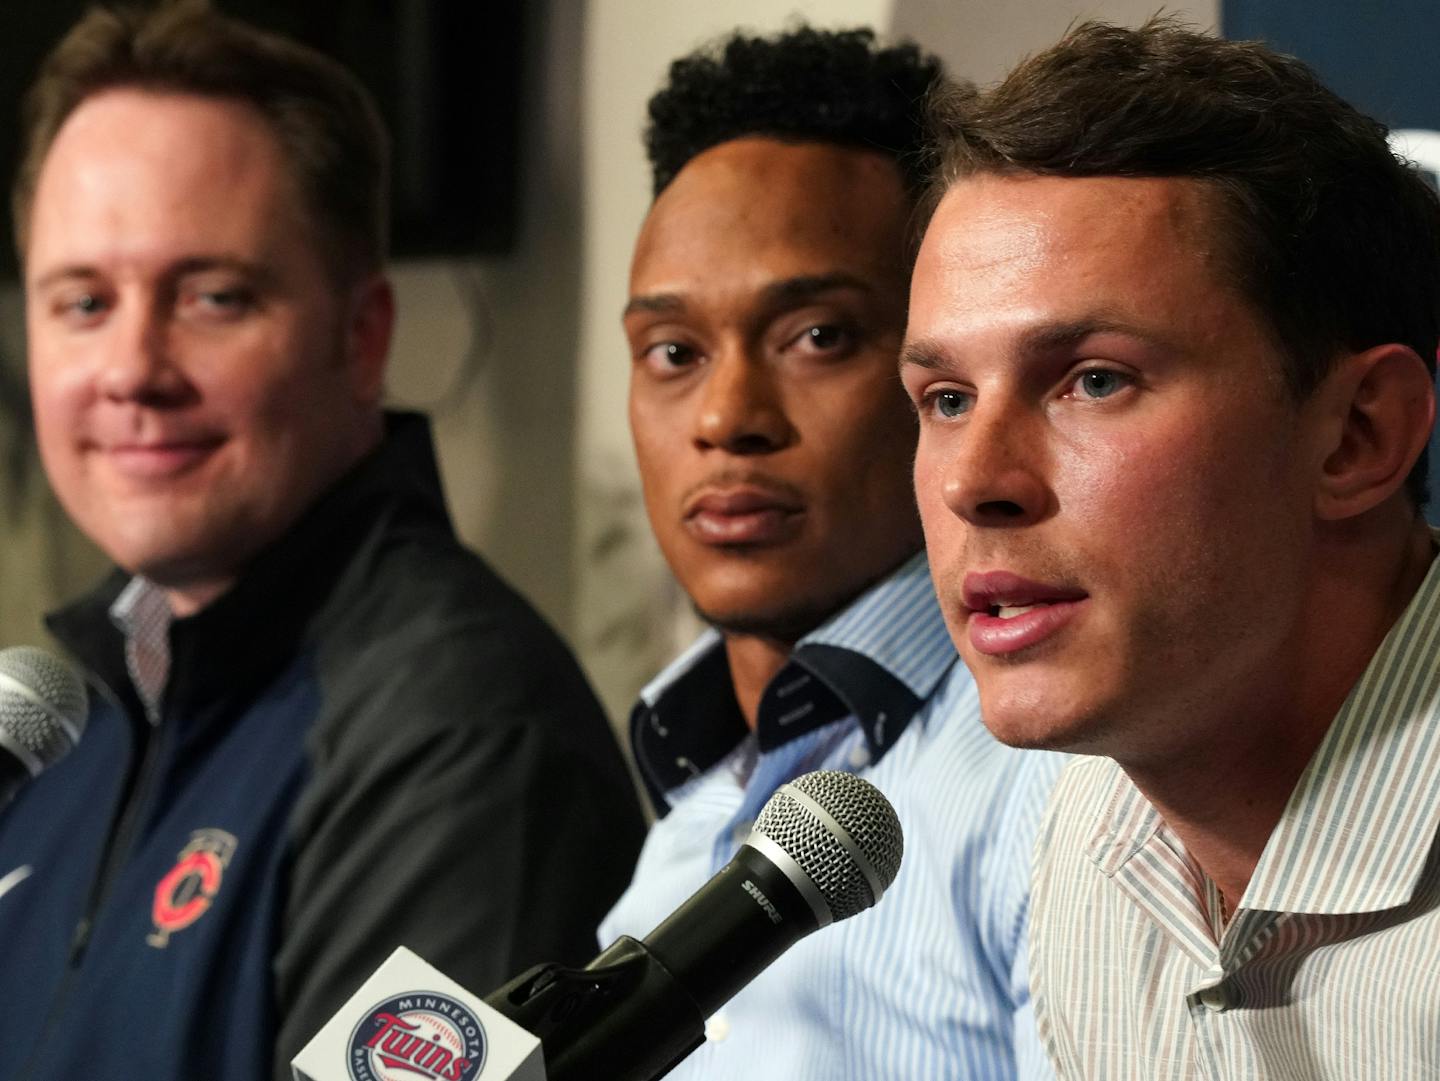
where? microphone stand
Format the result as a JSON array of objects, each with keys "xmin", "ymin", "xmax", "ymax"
[{"xmin": 484, "ymin": 937, "xmax": 705, "ymax": 1081}]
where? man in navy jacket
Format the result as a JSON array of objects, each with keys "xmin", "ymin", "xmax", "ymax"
[{"xmin": 0, "ymin": 7, "xmax": 643, "ymax": 1078}]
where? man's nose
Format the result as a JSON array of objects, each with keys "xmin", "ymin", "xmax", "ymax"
[
  {"xmin": 939, "ymin": 399, "xmax": 1050, "ymax": 527},
  {"xmin": 692, "ymin": 347, "xmax": 796, "ymax": 455},
  {"xmin": 95, "ymin": 303, "xmax": 190, "ymax": 405}
]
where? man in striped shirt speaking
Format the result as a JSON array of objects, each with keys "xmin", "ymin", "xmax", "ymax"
[{"xmin": 902, "ymin": 17, "xmax": 1440, "ymax": 1081}]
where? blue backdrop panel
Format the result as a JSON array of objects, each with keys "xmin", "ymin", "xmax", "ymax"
[
  {"xmin": 1223, "ymin": 1, "xmax": 1440, "ymax": 130},
  {"xmin": 1224, "ymin": 0, "xmax": 1440, "ymax": 521}
]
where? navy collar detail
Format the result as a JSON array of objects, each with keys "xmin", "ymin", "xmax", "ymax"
[
  {"xmin": 631, "ymin": 553, "xmax": 954, "ymax": 815},
  {"xmin": 47, "ymin": 411, "xmax": 447, "ymax": 733}
]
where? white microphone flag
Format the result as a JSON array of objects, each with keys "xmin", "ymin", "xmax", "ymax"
[{"xmin": 292, "ymin": 946, "xmax": 545, "ymax": 1081}]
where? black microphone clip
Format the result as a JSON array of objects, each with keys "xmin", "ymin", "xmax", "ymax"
[{"xmin": 485, "ymin": 938, "xmax": 703, "ymax": 1081}]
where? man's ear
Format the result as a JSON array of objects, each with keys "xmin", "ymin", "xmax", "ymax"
[
  {"xmin": 1314, "ymin": 343, "xmax": 1436, "ymax": 521},
  {"xmin": 344, "ymin": 274, "xmax": 395, "ymax": 407}
]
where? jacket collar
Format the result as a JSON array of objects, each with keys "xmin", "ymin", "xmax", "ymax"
[{"xmin": 47, "ymin": 412, "xmax": 450, "ymax": 730}]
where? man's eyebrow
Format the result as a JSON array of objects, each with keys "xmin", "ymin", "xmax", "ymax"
[
  {"xmin": 30, "ymin": 255, "xmax": 273, "ymax": 293},
  {"xmin": 171, "ymin": 255, "xmax": 273, "ymax": 284},
  {"xmin": 622, "ymin": 272, "xmax": 872, "ymax": 322},
  {"xmin": 898, "ymin": 338, "xmax": 947, "ymax": 371},
  {"xmin": 30, "ymin": 265, "xmax": 100, "ymax": 292},
  {"xmin": 899, "ymin": 316, "xmax": 1176, "ymax": 372},
  {"xmin": 759, "ymin": 272, "xmax": 872, "ymax": 308},
  {"xmin": 1014, "ymin": 316, "xmax": 1172, "ymax": 354},
  {"xmin": 622, "ymin": 292, "xmax": 685, "ymax": 319}
]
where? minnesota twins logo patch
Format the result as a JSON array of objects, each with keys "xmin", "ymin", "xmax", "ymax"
[
  {"xmin": 348, "ymin": 993, "xmax": 487, "ymax": 1081},
  {"xmin": 147, "ymin": 828, "xmax": 237, "ymax": 948}
]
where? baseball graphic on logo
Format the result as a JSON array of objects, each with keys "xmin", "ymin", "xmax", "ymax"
[{"xmin": 347, "ymin": 992, "xmax": 487, "ymax": 1081}]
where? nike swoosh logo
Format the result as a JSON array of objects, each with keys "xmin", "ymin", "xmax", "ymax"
[{"xmin": 0, "ymin": 865, "xmax": 33, "ymax": 901}]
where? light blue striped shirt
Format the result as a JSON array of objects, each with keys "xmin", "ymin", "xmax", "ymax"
[{"xmin": 601, "ymin": 554, "xmax": 1065, "ymax": 1080}]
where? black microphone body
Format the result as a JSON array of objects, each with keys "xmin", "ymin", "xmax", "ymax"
[
  {"xmin": 486, "ymin": 842, "xmax": 823, "ymax": 1081},
  {"xmin": 644, "ymin": 840, "xmax": 821, "ymax": 1017},
  {"xmin": 485, "ymin": 769, "xmax": 903, "ymax": 1081}
]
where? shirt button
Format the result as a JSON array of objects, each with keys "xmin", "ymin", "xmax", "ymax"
[
  {"xmin": 847, "ymin": 745, "xmax": 870, "ymax": 768},
  {"xmin": 1197, "ymin": 983, "xmax": 1230, "ymax": 1012},
  {"xmin": 706, "ymin": 1012, "xmax": 731, "ymax": 1042}
]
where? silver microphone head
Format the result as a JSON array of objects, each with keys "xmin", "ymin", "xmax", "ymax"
[
  {"xmin": 749, "ymin": 769, "xmax": 904, "ymax": 926},
  {"xmin": 0, "ymin": 646, "xmax": 88, "ymax": 777}
]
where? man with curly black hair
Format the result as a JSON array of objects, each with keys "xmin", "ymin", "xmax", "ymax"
[
  {"xmin": 600, "ymin": 25, "xmax": 1063, "ymax": 1079},
  {"xmin": 643, "ymin": 26, "xmax": 941, "ymax": 198}
]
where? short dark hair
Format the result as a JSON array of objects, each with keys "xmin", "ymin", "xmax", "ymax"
[
  {"xmin": 925, "ymin": 17, "xmax": 1440, "ymax": 504},
  {"xmin": 14, "ymin": 2, "xmax": 390, "ymax": 282},
  {"xmin": 645, "ymin": 25, "xmax": 947, "ymax": 200}
]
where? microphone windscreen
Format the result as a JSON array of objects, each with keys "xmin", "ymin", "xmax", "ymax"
[
  {"xmin": 751, "ymin": 769, "xmax": 904, "ymax": 924},
  {"xmin": 0, "ymin": 646, "xmax": 88, "ymax": 777}
]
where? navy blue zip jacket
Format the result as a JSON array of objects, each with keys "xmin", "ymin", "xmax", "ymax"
[{"xmin": 0, "ymin": 412, "xmax": 645, "ymax": 1080}]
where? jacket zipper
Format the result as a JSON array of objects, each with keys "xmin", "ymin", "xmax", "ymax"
[
  {"xmin": 67, "ymin": 716, "xmax": 167, "ymax": 964},
  {"xmin": 19, "ymin": 696, "xmax": 168, "ymax": 1080}
]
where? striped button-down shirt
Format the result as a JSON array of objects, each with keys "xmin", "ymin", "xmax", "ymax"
[
  {"xmin": 1031, "ymin": 539, "xmax": 1440, "ymax": 1080},
  {"xmin": 602, "ymin": 553, "xmax": 1066, "ymax": 1080}
]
